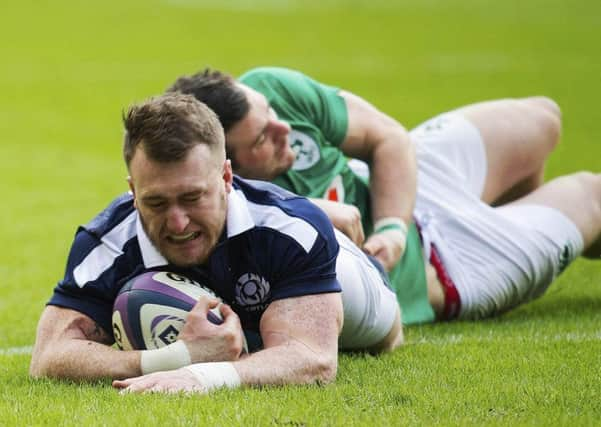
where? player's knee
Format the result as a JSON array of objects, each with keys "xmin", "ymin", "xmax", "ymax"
[
  {"xmin": 573, "ymin": 171, "xmax": 601, "ymax": 204},
  {"xmin": 370, "ymin": 306, "xmax": 404, "ymax": 354},
  {"xmin": 522, "ymin": 96, "xmax": 562, "ymax": 152},
  {"xmin": 524, "ymin": 96, "xmax": 561, "ymax": 119}
]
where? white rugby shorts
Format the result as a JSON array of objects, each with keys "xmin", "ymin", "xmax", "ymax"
[
  {"xmin": 410, "ymin": 113, "xmax": 584, "ymax": 319},
  {"xmin": 335, "ymin": 230, "xmax": 399, "ymax": 349}
]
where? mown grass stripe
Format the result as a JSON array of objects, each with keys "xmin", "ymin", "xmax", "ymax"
[
  {"xmin": 0, "ymin": 346, "xmax": 33, "ymax": 356},
  {"xmin": 410, "ymin": 331, "xmax": 601, "ymax": 345}
]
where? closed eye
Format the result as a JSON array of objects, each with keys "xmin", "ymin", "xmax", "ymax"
[
  {"xmin": 143, "ymin": 200, "xmax": 166, "ymax": 210},
  {"xmin": 254, "ymin": 133, "xmax": 266, "ymax": 146},
  {"xmin": 182, "ymin": 196, "xmax": 200, "ymax": 204},
  {"xmin": 180, "ymin": 190, "xmax": 206, "ymax": 204}
]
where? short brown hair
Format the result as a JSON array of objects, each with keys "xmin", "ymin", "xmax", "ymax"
[
  {"xmin": 123, "ymin": 93, "xmax": 225, "ymax": 167},
  {"xmin": 167, "ymin": 68, "xmax": 249, "ymax": 133}
]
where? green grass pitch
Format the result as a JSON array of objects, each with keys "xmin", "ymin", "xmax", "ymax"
[{"xmin": 1, "ymin": 0, "xmax": 600, "ymax": 425}]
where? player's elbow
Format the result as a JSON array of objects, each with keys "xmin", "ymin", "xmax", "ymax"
[
  {"xmin": 29, "ymin": 362, "xmax": 52, "ymax": 379},
  {"xmin": 29, "ymin": 359, "xmax": 43, "ymax": 379},
  {"xmin": 29, "ymin": 341, "xmax": 72, "ymax": 380},
  {"xmin": 371, "ymin": 327, "xmax": 404, "ymax": 354},
  {"xmin": 369, "ymin": 306, "xmax": 404, "ymax": 354},
  {"xmin": 312, "ymin": 353, "xmax": 338, "ymax": 385},
  {"xmin": 29, "ymin": 346, "xmax": 54, "ymax": 379},
  {"xmin": 295, "ymin": 349, "xmax": 338, "ymax": 385},
  {"xmin": 30, "ymin": 337, "xmax": 75, "ymax": 380}
]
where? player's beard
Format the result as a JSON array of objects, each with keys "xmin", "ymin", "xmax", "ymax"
[{"xmin": 138, "ymin": 196, "xmax": 227, "ymax": 268}]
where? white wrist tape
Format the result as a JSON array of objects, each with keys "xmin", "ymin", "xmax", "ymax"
[
  {"xmin": 184, "ymin": 362, "xmax": 241, "ymax": 392},
  {"xmin": 373, "ymin": 217, "xmax": 408, "ymax": 235},
  {"xmin": 140, "ymin": 340, "xmax": 191, "ymax": 375}
]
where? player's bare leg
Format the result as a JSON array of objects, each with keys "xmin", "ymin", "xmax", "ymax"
[
  {"xmin": 506, "ymin": 171, "xmax": 601, "ymax": 258},
  {"xmin": 455, "ymin": 96, "xmax": 561, "ymax": 205}
]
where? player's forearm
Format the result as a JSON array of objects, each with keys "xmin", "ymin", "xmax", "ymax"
[
  {"xmin": 230, "ymin": 295, "xmax": 341, "ymax": 388},
  {"xmin": 30, "ymin": 306, "xmax": 142, "ymax": 381},
  {"xmin": 232, "ymin": 340, "xmax": 338, "ymax": 387},
  {"xmin": 114, "ymin": 344, "xmax": 339, "ymax": 394},
  {"xmin": 30, "ymin": 339, "xmax": 141, "ymax": 380},
  {"xmin": 369, "ymin": 128, "xmax": 416, "ymax": 227}
]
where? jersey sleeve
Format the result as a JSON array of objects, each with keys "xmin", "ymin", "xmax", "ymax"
[
  {"xmin": 240, "ymin": 67, "xmax": 349, "ymax": 147},
  {"xmin": 47, "ymin": 227, "xmax": 138, "ymax": 336},
  {"xmin": 265, "ymin": 196, "xmax": 341, "ymax": 301}
]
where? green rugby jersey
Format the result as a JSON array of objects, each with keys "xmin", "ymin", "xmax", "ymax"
[{"xmin": 240, "ymin": 67, "xmax": 435, "ymax": 324}]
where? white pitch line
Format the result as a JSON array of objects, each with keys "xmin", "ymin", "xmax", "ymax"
[
  {"xmin": 409, "ymin": 331, "xmax": 601, "ymax": 345},
  {"xmin": 1, "ymin": 331, "xmax": 600, "ymax": 356},
  {"xmin": 0, "ymin": 346, "xmax": 33, "ymax": 356}
]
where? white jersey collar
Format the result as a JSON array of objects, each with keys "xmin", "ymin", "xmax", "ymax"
[
  {"xmin": 136, "ymin": 212, "xmax": 169, "ymax": 268},
  {"xmin": 226, "ymin": 188, "xmax": 255, "ymax": 238}
]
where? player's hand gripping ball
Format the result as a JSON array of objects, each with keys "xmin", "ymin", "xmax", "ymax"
[{"xmin": 112, "ymin": 271, "xmax": 224, "ymax": 350}]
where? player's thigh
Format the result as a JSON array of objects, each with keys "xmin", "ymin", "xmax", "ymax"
[
  {"xmin": 422, "ymin": 198, "xmax": 582, "ymax": 319},
  {"xmin": 455, "ymin": 97, "xmax": 561, "ymax": 203},
  {"xmin": 506, "ymin": 172, "xmax": 601, "ymax": 249},
  {"xmin": 334, "ymin": 230, "xmax": 399, "ymax": 350},
  {"xmin": 410, "ymin": 113, "xmax": 487, "ymax": 197}
]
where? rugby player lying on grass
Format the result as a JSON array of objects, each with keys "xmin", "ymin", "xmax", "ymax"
[
  {"xmin": 32, "ymin": 87, "xmax": 601, "ymax": 394},
  {"xmin": 115, "ymin": 71, "xmax": 601, "ymax": 393},
  {"xmin": 30, "ymin": 93, "xmax": 403, "ymax": 393},
  {"xmin": 167, "ymin": 67, "xmax": 568, "ymax": 324}
]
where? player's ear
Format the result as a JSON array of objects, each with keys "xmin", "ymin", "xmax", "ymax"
[
  {"xmin": 127, "ymin": 175, "xmax": 137, "ymax": 208},
  {"xmin": 223, "ymin": 159, "xmax": 233, "ymax": 193}
]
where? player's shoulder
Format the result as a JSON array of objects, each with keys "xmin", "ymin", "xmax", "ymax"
[
  {"xmin": 240, "ymin": 66, "xmax": 305, "ymax": 84},
  {"xmin": 233, "ymin": 175, "xmax": 316, "ymax": 215},
  {"xmin": 239, "ymin": 67, "xmax": 315, "ymax": 98},
  {"xmin": 233, "ymin": 176, "xmax": 336, "ymax": 249},
  {"xmin": 83, "ymin": 192, "xmax": 136, "ymax": 238},
  {"xmin": 61, "ymin": 192, "xmax": 140, "ymax": 290}
]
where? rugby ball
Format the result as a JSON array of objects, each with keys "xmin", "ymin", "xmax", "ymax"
[{"xmin": 112, "ymin": 271, "xmax": 222, "ymax": 351}]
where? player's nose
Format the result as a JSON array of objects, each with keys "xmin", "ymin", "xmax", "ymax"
[
  {"xmin": 165, "ymin": 206, "xmax": 190, "ymax": 234},
  {"xmin": 272, "ymin": 118, "xmax": 290, "ymax": 136}
]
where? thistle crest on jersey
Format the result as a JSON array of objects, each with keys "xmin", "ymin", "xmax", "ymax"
[{"xmin": 235, "ymin": 273, "xmax": 270, "ymax": 308}]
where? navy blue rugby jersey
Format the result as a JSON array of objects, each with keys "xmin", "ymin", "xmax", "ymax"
[{"xmin": 49, "ymin": 176, "xmax": 341, "ymax": 338}]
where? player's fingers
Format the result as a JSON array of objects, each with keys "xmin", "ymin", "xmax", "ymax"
[
  {"xmin": 215, "ymin": 304, "xmax": 247, "ymax": 356},
  {"xmin": 347, "ymin": 208, "xmax": 364, "ymax": 245},
  {"xmin": 220, "ymin": 306, "xmax": 244, "ymax": 338},
  {"xmin": 190, "ymin": 295, "xmax": 212, "ymax": 314},
  {"xmin": 376, "ymin": 253, "xmax": 394, "ymax": 272},
  {"xmin": 337, "ymin": 222, "xmax": 353, "ymax": 242},
  {"xmin": 197, "ymin": 295, "xmax": 223, "ymax": 311},
  {"xmin": 206, "ymin": 297, "xmax": 222, "ymax": 310},
  {"xmin": 218, "ymin": 303, "xmax": 239, "ymax": 322},
  {"xmin": 123, "ymin": 377, "xmax": 160, "ymax": 394},
  {"xmin": 379, "ymin": 244, "xmax": 399, "ymax": 271},
  {"xmin": 219, "ymin": 305, "xmax": 244, "ymax": 335},
  {"xmin": 112, "ymin": 374, "xmax": 154, "ymax": 389},
  {"xmin": 344, "ymin": 217, "xmax": 363, "ymax": 246},
  {"xmin": 354, "ymin": 222, "xmax": 365, "ymax": 246},
  {"xmin": 187, "ymin": 296, "xmax": 222, "ymax": 325},
  {"xmin": 365, "ymin": 238, "xmax": 393, "ymax": 270},
  {"xmin": 362, "ymin": 235, "xmax": 382, "ymax": 255},
  {"xmin": 112, "ymin": 379, "xmax": 131, "ymax": 389}
]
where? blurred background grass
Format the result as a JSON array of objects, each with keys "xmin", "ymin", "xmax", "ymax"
[{"xmin": 0, "ymin": 0, "xmax": 600, "ymax": 423}]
